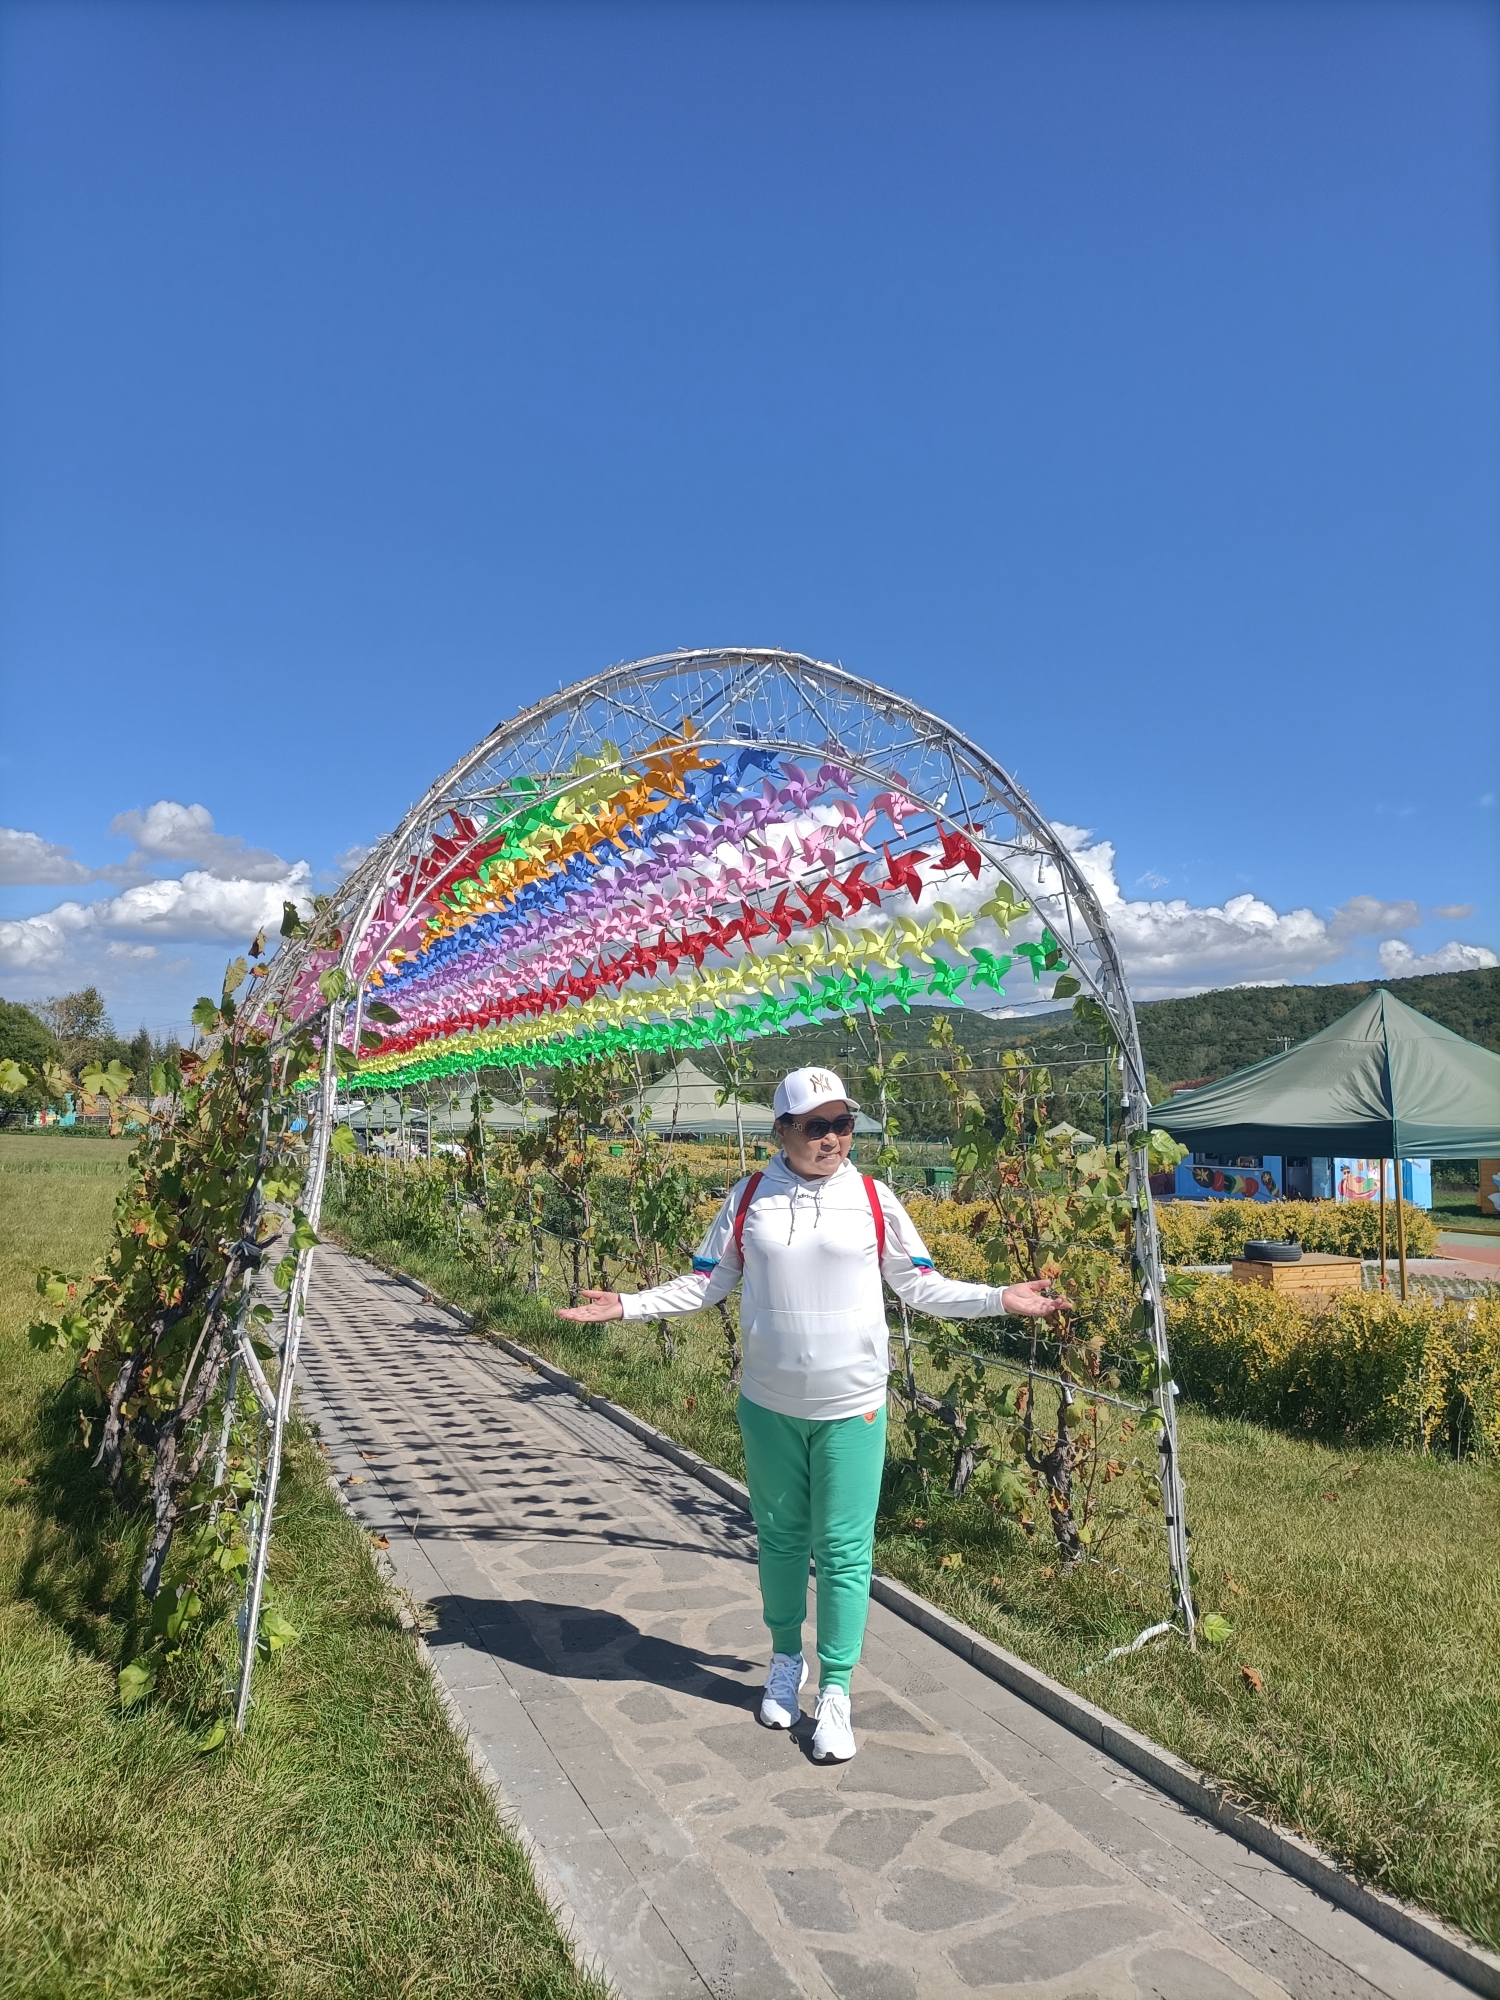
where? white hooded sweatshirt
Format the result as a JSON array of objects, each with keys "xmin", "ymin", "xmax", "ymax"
[{"xmin": 619, "ymin": 1153, "xmax": 1010, "ymax": 1422}]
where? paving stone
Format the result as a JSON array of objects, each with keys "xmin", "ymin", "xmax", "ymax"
[
  {"xmin": 838, "ymin": 1745, "xmax": 987, "ymax": 1801},
  {"xmin": 856, "ymin": 1694, "xmax": 933, "ymax": 1737},
  {"xmin": 1009, "ymin": 1849, "xmax": 1115, "ymax": 1888},
  {"xmin": 653, "ymin": 1551, "xmax": 710, "ymax": 1580},
  {"xmin": 765, "ymin": 1866, "xmax": 859, "ymax": 1934},
  {"xmin": 814, "ymin": 1949, "xmax": 920, "ymax": 2000},
  {"xmin": 940, "ymin": 1801, "xmax": 1033, "ymax": 1857},
  {"xmin": 880, "ymin": 1867, "xmax": 1013, "ymax": 1934},
  {"xmin": 654, "ymin": 1763, "xmax": 707, "ymax": 1785},
  {"xmin": 626, "ymin": 1584, "xmax": 749, "ymax": 1612},
  {"xmin": 726, "ymin": 1823, "xmax": 787, "ymax": 1855},
  {"xmin": 1130, "ymin": 1948, "xmax": 1258, "ymax": 2000},
  {"xmin": 624, "ymin": 1633, "xmax": 723, "ymax": 1683},
  {"xmin": 617, "ymin": 1689, "xmax": 682, "ymax": 1725},
  {"xmin": 949, "ymin": 1906, "xmax": 1165, "ymax": 1987},
  {"xmin": 517, "ymin": 1542, "xmax": 609, "ymax": 1568},
  {"xmin": 772, "ymin": 1787, "xmax": 845, "ymax": 1818},
  {"xmin": 690, "ymin": 1794, "xmax": 740, "ymax": 1816},
  {"xmin": 825, "ymin": 1808, "xmax": 932, "ymax": 1869},
  {"xmin": 522, "ymin": 1573, "xmax": 624, "ymax": 1606},
  {"xmin": 697, "ymin": 1719, "xmax": 808, "ymax": 1779},
  {"xmin": 558, "ymin": 1612, "xmax": 634, "ymax": 1654},
  {"xmin": 706, "ymin": 1605, "xmax": 772, "ymax": 1649}
]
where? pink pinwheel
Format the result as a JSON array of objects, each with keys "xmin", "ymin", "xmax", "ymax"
[
  {"xmin": 873, "ymin": 785, "xmax": 918, "ymax": 837},
  {"xmin": 817, "ymin": 760, "xmax": 856, "ymax": 793},
  {"xmin": 776, "ymin": 763, "xmax": 819, "ymax": 811},
  {"xmin": 798, "ymin": 824, "xmax": 840, "ymax": 870},
  {"xmin": 831, "ymin": 799, "xmax": 879, "ymax": 850}
]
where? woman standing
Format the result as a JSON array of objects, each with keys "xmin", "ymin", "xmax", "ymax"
[{"xmin": 559, "ymin": 1065, "xmax": 1069, "ymax": 1763}]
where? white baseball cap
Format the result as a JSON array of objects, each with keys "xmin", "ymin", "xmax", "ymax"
[{"xmin": 773, "ymin": 1066, "xmax": 854, "ymax": 1119}]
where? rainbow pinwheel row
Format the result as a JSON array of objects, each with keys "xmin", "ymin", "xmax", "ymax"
[{"xmin": 329, "ymin": 724, "xmax": 1067, "ymax": 1091}]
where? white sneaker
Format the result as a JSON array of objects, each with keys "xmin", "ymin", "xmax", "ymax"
[
  {"xmin": 811, "ymin": 1684, "xmax": 857, "ymax": 1763},
  {"xmin": 759, "ymin": 1652, "xmax": 808, "ymax": 1729}
]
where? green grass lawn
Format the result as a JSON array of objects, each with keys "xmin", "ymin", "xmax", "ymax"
[
  {"xmin": 1430, "ymin": 1187, "xmax": 1500, "ymax": 1235},
  {"xmin": 328, "ymin": 1197, "xmax": 1500, "ymax": 1953},
  {"xmin": 0, "ymin": 1135, "xmax": 602, "ymax": 2000}
]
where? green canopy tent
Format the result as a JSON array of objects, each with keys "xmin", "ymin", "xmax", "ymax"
[{"xmin": 1151, "ymin": 988, "xmax": 1500, "ymax": 1297}]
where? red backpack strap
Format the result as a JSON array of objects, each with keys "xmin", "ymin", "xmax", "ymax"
[
  {"xmin": 732, "ymin": 1171, "xmax": 765, "ymax": 1262},
  {"xmin": 862, "ymin": 1175, "xmax": 886, "ymax": 1261}
]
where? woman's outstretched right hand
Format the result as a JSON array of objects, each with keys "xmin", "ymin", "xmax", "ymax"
[{"xmin": 557, "ymin": 1290, "xmax": 624, "ymax": 1323}]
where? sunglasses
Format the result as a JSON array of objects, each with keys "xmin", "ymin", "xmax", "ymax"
[{"xmin": 786, "ymin": 1113, "xmax": 856, "ymax": 1140}]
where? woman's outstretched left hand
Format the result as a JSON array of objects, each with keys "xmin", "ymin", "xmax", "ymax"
[
  {"xmin": 1000, "ymin": 1279, "xmax": 1074, "ymax": 1319},
  {"xmin": 558, "ymin": 1290, "xmax": 624, "ymax": 1323}
]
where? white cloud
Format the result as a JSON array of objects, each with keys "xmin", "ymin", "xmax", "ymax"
[
  {"xmin": 109, "ymin": 801, "xmax": 291, "ymax": 883},
  {"xmin": 0, "ymin": 865, "xmax": 314, "ymax": 975},
  {"xmin": 106, "ymin": 942, "xmax": 159, "ymax": 962},
  {"xmin": 1377, "ymin": 938, "xmax": 1499, "ymax": 978},
  {"xmin": 0, "ymin": 827, "xmax": 99, "ymax": 887},
  {"xmin": 1327, "ymin": 895, "xmax": 1420, "ymax": 940},
  {"xmin": 981, "ymin": 827, "xmax": 1496, "ymax": 1000},
  {"xmin": 332, "ymin": 842, "xmax": 375, "ymax": 878},
  {"xmin": 1432, "ymin": 903, "xmax": 1475, "ymax": 921}
]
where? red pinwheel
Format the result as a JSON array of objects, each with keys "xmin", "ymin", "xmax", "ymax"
[
  {"xmin": 798, "ymin": 878, "xmax": 845, "ymax": 926},
  {"xmin": 739, "ymin": 900, "xmax": 775, "ymax": 942},
  {"xmin": 937, "ymin": 830, "xmax": 983, "ymax": 879},
  {"xmin": 835, "ymin": 862, "xmax": 882, "ymax": 912},
  {"xmin": 762, "ymin": 892, "xmax": 798, "ymax": 942},
  {"xmin": 879, "ymin": 843, "xmax": 929, "ymax": 903}
]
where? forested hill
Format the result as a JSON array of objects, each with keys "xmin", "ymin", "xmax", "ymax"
[
  {"xmin": 715, "ymin": 965, "xmax": 1499, "ymax": 1108},
  {"xmin": 1133, "ymin": 966, "xmax": 1499, "ymax": 1083}
]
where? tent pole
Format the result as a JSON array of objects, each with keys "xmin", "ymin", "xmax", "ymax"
[
  {"xmin": 1378, "ymin": 1161, "xmax": 1388, "ymax": 1291},
  {"xmin": 1394, "ymin": 1156, "xmax": 1409, "ymax": 1302}
]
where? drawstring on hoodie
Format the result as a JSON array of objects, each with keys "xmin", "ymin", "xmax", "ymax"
[{"xmin": 781, "ymin": 1153, "xmax": 830, "ymax": 1245}]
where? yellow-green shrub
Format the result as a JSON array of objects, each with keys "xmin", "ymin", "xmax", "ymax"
[
  {"xmin": 1167, "ymin": 1276, "xmax": 1500, "ymax": 1457},
  {"xmin": 1156, "ymin": 1197, "xmax": 1436, "ymax": 1265}
]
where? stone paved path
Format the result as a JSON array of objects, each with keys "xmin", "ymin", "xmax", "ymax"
[{"xmin": 297, "ymin": 1247, "xmax": 1470, "ymax": 2000}]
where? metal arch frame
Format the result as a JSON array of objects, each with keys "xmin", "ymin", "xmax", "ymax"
[{"xmin": 235, "ymin": 649, "xmax": 1193, "ymax": 1721}]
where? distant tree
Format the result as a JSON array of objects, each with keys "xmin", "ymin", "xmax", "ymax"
[
  {"xmin": 0, "ymin": 999, "xmax": 65, "ymax": 1119},
  {"xmin": 34, "ymin": 986, "xmax": 133, "ymax": 1077}
]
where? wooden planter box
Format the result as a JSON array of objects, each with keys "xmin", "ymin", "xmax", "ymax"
[{"xmin": 1229, "ymin": 1252, "xmax": 1363, "ymax": 1307}]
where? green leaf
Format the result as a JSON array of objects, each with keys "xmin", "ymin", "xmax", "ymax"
[
  {"xmin": 258, "ymin": 1606, "xmax": 299, "ymax": 1658},
  {"xmin": 289, "ymin": 1215, "xmax": 319, "ymax": 1254},
  {"xmin": 195, "ymin": 1718, "xmax": 227, "ymax": 1755},
  {"xmin": 1051, "ymin": 975, "xmax": 1080, "ymax": 999},
  {"xmin": 222, "ymin": 956, "xmax": 249, "ymax": 999},
  {"xmin": 81, "ymin": 1058, "xmax": 132, "ymax": 1101},
  {"xmin": 191, "ymin": 997, "xmax": 220, "ymax": 1030},
  {"xmin": 330, "ymin": 1123, "xmax": 357, "ymax": 1157},
  {"xmin": 318, "ymin": 967, "xmax": 350, "ymax": 1002},
  {"xmin": 365, "ymin": 1001, "xmax": 402, "ymax": 1025},
  {"xmin": 273, "ymin": 1254, "xmax": 299, "ymax": 1292},
  {"xmin": 280, "ymin": 901, "xmax": 306, "ymax": 937},
  {"xmin": 0, "ymin": 1059, "xmax": 29, "ymax": 1096},
  {"xmin": 1200, "ymin": 1613, "xmax": 1234, "ymax": 1646},
  {"xmin": 150, "ymin": 1064, "xmax": 167, "ymax": 1098},
  {"xmin": 118, "ymin": 1660, "xmax": 156, "ymax": 1708},
  {"xmin": 153, "ymin": 1585, "xmax": 203, "ymax": 1644}
]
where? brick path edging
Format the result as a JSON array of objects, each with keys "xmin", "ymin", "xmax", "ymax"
[{"xmin": 356, "ymin": 1255, "xmax": 1500, "ymax": 2000}]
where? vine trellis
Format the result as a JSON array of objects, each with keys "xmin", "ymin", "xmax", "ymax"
[{"xmin": 243, "ymin": 648, "xmax": 1195, "ymax": 1719}]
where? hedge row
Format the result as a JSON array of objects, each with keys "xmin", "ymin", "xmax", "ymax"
[
  {"xmin": 1156, "ymin": 1197, "xmax": 1437, "ymax": 1264},
  {"xmin": 1166, "ymin": 1277, "xmax": 1500, "ymax": 1459}
]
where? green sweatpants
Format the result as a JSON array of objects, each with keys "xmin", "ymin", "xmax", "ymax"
[{"xmin": 736, "ymin": 1394, "xmax": 887, "ymax": 1692}]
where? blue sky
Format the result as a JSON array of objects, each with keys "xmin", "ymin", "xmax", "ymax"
[{"xmin": 1, "ymin": 0, "xmax": 1496, "ymax": 1034}]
